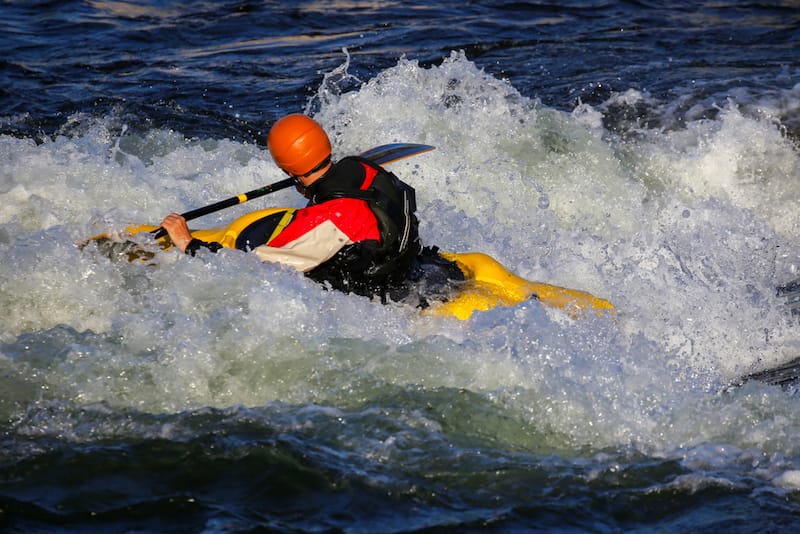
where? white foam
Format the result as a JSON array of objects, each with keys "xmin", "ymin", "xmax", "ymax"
[{"xmin": 774, "ymin": 470, "xmax": 800, "ymax": 490}]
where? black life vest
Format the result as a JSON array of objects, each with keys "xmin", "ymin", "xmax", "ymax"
[{"xmin": 304, "ymin": 156, "xmax": 422, "ymax": 296}]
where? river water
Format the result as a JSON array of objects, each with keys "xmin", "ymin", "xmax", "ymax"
[{"xmin": 2, "ymin": 1, "xmax": 800, "ymax": 531}]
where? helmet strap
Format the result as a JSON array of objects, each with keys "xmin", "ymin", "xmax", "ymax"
[{"xmin": 286, "ymin": 155, "xmax": 332, "ymax": 180}]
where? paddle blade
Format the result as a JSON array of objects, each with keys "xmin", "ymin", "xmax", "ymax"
[
  {"xmin": 360, "ymin": 143, "xmax": 435, "ymax": 165},
  {"xmin": 778, "ymin": 277, "xmax": 800, "ymax": 317}
]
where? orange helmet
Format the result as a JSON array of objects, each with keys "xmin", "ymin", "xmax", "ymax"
[{"xmin": 267, "ymin": 114, "xmax": 332, "ymax": 177}]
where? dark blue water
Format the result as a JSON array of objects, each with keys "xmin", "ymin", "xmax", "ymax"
[
  {"xmin": 2, "ymin": 1, "xmax": 800, "ymax": 532},
  {"xmin": 5, "ymin": 1, "xmax": 798, "ymax": 142}
]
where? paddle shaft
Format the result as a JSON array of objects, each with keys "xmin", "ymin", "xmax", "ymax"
[
  {"xmin": 151, "ymin": 178, "xmax": 294, "ymax": 238},
  {"xmin": 183, "ymin": 178, "xmax": 293, "ymax": 222}
]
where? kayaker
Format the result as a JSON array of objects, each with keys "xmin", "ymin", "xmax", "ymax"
[{"xmin": 160, "ymin": 114, "xmax": 463, "ymax": 304}]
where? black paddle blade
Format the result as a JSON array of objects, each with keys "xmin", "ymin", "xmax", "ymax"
[
  {"xmin": 778, "ymin": 277, "xmax": 800, "ymax": 317},
  {"xmin": 361, "ymin": 143, "xmax": 435, "ymax": 165},
  {"xmin": 726, "ymin": 277, "xmax": 800, "ymax": 392},
  {"xmin": 737, "ymin": 356, "xmax": 800, "ymax": 390}
]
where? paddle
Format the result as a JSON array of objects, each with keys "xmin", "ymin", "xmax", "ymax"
[{"xmin": 151, "ymin": 143, "xmax": 434, "ymax": 239}]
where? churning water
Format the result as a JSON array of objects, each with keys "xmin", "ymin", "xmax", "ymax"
[{"xmin": 2, "ymin": 1, "xmax": 800, "ymax": 531}]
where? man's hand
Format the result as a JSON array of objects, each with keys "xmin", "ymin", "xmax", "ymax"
[{"xmin": 160, "ymin": 213, "xmax": 193, "ymax": 252}]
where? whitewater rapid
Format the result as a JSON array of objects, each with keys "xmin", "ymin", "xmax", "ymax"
[{"xmin": 2, "ymin": 54, "xmax": 800, "ymax": 478}]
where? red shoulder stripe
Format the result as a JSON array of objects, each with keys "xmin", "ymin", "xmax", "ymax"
[
  {"xmin": 360, "ymin": 162, "xmax": 378, "ymax": 190},
  {"xmin": 266, "ymin": 197, "xmax": 381, "ymax": 247}
]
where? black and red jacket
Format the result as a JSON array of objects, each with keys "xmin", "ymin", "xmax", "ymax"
[{"xmin": 191, "ymin": 156, "xmax": 421, "ymax": 297}]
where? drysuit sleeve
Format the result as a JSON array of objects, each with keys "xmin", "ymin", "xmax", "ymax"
[{"xmin": 184, "ymin": 238, "xmax": 223, "ymax": 256}]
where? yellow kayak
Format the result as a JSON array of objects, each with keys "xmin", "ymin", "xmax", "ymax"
[{"xmin": 86, "ymin": 207, "xmax": 613, "ymax": 321}]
